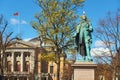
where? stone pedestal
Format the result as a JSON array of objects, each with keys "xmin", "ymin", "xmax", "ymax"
[{"xmin": 72, "ymin": 61, "xmax": 97, "ymax": 80}]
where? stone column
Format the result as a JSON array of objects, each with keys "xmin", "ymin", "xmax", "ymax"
[
  {"xmin": 30, "ymin": 51, "xmax": 35, "ymax": 73},
  {"xmin": 27, "ymin": 76, "xmax": 29, "ymax": 80},
  {"xmin": 21, "ymin": 52, "xmax": 23, "ymax": 72},
  {"xmin": 17, "ymin": 77, "xmax": 19, "ymax": 80},
  {"xmin": 46, "ymin": 75, "xmax": 48, "ymax": 80},
  {"xmin": 12, "ymin": 52, "xmax": 14, "ymax": 72}
]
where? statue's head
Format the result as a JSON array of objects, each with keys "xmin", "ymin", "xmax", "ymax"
[{"xmin": 80, "ymin": 11, "xmax": 87, "ymax": 21}]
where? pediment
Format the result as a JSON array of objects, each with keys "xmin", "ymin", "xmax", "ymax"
[{"xmin": 8, "ymin": 40, "xmax": 36, "ymax": 48}]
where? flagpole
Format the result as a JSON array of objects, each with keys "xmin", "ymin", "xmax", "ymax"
[
  {"xmin": 18, "ymin": 13, "xmax": 20, "ymax": 38},
  {"xmin": 13, "ymin": 12, "xmax": 20, "ymax": 39}
]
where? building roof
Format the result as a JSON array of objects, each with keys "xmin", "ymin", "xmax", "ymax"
[{"xmin": 7, "ymin": 39, "xmax": 36, "ymax": 49}]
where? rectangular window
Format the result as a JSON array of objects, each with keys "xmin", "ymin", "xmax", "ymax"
[{"xmin": 50, "ymin": 66, "xmax": 53, "ymax": 73}]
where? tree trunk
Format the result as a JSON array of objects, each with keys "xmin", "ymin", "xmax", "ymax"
[
  {"xmin": 57, "ymin": 60, "xmax": 60, "ymax": 80},
  {"xmin": 113, "ymin": 69, "xmax": 117, "ymax": 80},
  {"xmin": 1, "ymin": 51, "xmax": 5, "ymax": 80},
  {"xmin": 56, "ymin": 48, "xmax": 61, "ymax": 80},
  {"xmin": 0, "ymin": 48, "xmax": 4, "ymax": 78}
]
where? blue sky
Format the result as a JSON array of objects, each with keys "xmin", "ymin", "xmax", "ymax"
[
  {"xmin": 0, "ymin": 0, "xmax": 119, "ymax": 46},
  {"xmin": 0, "ymin": 0, "xmax": 40, "ymax": 39}
]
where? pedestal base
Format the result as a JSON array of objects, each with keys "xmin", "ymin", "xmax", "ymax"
[{"xmin": 72, "ymin": 61, "xmax": 97, "ymax": 80}]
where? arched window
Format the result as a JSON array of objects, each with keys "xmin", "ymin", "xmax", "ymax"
[
  {"xmin": 16, "ymin": 61, "xmax": 21, "ymax": 71},
  {"xmin": 7, "ymin": 61, "xmax": 12, "ymax": 72},
  {"xmin": 25, "ymin": 61, "xmax": 30, "ymax": 72},
  {"xmin": 23, "ymin": 52, "xmax": 30, "ymax": 72}
]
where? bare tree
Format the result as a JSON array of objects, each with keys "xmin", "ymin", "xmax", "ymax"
[
  {"xmin": 0, "ymin": 15, "xmax": 15, "ymax": 79},
  {"xmin": 94, "ymin": 9, "xmax": 120, "ymax": 80}
]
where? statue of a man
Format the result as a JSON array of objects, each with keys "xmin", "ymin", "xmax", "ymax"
[{"xmin": 74, "ymin": 12, "xmax": 93, "ymax": 61}]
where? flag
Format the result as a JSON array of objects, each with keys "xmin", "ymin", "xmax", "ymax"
[{"xmin": 13, "ymin": 12, "xmax": 19, "ymax": 16}]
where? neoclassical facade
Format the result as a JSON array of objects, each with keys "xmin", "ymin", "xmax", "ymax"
[
  {"xmin": 4, "ymin": 39, "xmax": 36, "ymax": 80},
  {"xmin": 3, "ymin": 38, "xmax": 66, "ymax": 80}
]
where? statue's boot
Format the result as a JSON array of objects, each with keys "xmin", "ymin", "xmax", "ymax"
[
  {"xmin": 88, "ymin": 57, "xmax": 93, "ymax": 61},
  {"xmin": 82, "ymin": 56, "xmax": 86, "ymax": 61}
]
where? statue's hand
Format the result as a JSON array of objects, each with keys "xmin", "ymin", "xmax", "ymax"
[{"xmin": 86, "ymin": 28, "xmax": 93, "ymax": 32}]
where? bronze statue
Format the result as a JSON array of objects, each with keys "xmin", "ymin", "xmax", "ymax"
[{"xmin": 74, "ymin": 12, "xmax": 93, "ymax": 61}]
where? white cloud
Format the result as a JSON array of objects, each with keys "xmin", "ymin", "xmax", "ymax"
[
  {"xmin": 10, "ymin": 18, "xmax": 27, "ymax": 25},
  {"xmin": 21, "ymin": 20, "xmax": 27, "ymax": 24},
  {"xmin": 91, "ymin": 47, "xmax": 111, "ymax": 56},
  {"xmin": 10, "ymin": 18, "xmax": 19, "ymax": 25},
  {"xmin": 94, "ymin": 40, "xmax": 105, "ymax": 47}
]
